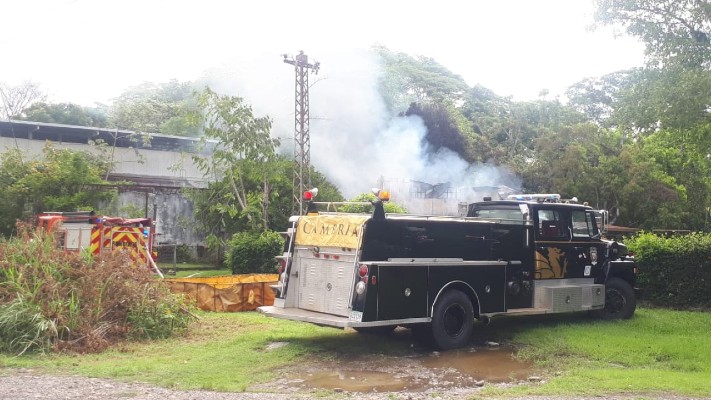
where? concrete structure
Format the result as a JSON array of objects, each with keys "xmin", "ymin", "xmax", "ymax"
[{"xmin": 0, "ymin": 120, "xmax": 211, "ymax": 247}]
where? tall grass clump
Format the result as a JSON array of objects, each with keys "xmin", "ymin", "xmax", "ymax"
[{"xmin": 0, "ymin": 224, "xmax": 195, "ymax": 354}]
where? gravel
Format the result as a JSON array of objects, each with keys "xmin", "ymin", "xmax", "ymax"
[{"xmin": 0, "ymin": 368, "xmax": 708, "ymax": 400}]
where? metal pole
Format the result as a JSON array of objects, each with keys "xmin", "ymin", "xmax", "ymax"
[{"xmin": 283, "ymin": 51, "xmax": 320, "ymax": 215}]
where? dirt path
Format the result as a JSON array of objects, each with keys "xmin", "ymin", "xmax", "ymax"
[{"xmin": 1, "ymin": 367, "xmax": 706, "ymax": 400}]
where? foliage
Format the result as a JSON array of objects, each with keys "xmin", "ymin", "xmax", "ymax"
[
  {"xmin": 404, "ymin": 102, "xmax": 474, "ymax": 162},
  {"xmin": 625, "ymin": 232, "xmax": 711, "ymax": 308},
  {"xmin": 594, "ymin": 0, "xmax": 711, "ymax": 69},
  {"xmin": 190, "ymin": 87, "xmax": 278, "ymax": 236},
  {"xmin": 0, "ymin": 227, "xmax": 195, "ymax": 354},
  {"xmin": 109, "ymin": 80, "xmax": 199, "ymax": 135},
  {"xmin": 18, "ymin": 102, "xmax": 108, "ymax": 127},
  {"xmin": 612, "ymin": 68, "xmax": 711, "ymax": 133},
  {"xmin": 0, "ymin": 144, "xmax": 114, "ymax": 236},
  {"xmin": 337, "ymin": 193, "xmax": 407, "ymax": 214},
  {"xmin": 225, "ymin": 230, "xmax": 284, "ymax": 275},
  {"xmin": 374, "ymin": 46, "xmax": 470, "ymax": 114},
  {"xmin": 0, "ymin": 298, "xmax": 57, "ymax": 355},
  {"xmin": 0, "ymin": 80, "xmax": 46, "ymax": 119},
  {"xmin": 188, "ymin": 157, "xmax": 343, "ymax": 248}
]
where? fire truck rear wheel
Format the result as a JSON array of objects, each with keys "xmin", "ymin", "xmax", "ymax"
[
  {"xmin": 592, "ymin": 277, "xmax": 636, "ymax": 320},
  {"xmin": 431, "ymin": 289, "xmax": 474, "ymax": 350}
]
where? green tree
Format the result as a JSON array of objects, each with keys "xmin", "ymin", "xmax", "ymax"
[
  {"xmin": 109, "ymin": 80, "xmax": 199, "ymax": 135},
  {"xmin": 594, "ymin": 0, "xmax": 711, "ymax": 69},
  {"xmin": 189, "ymin": 87, "xmax": 279, "ymax": 245},
  {"xmin": 189, "ymin": 157, "xmax": 343, "ymax": 241},
  {"xmin": 18, "ymin": 102, "xmax": 108, "ymax": 127},
  {"xmin": 404, "ymin": 102, "xmax": 475, "ymax": 162},
  {"xmin": 566, "ymin": 70, "xmax": 639, "ymax": 127},
  {"xmin": 374, "ymin": 46, "xmax": 470, "ymax": 114},
  {"xmin": 0, "ymin": 144, "xmax": 114, "ymax": 236}
]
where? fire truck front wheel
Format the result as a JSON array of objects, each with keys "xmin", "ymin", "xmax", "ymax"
[
  {"xmin": 592, "ymin": 277, "xmax": 637, "ymax": 320},
  {"xmin": 431, "ymin": 289, "xmax": 474, "ymax": 350}
]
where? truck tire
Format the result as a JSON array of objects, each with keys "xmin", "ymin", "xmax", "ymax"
[
  {"xmin": 430, "ymin": 289, "xmax": 474, "ymax": 350},
  {"xmin": 593, "ymin": 277, "xmax": 636, "ymax": 320}
]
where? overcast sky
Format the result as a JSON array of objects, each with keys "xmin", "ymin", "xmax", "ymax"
[{"xmin": 1, "ymin": 0, "xmax": 645, "ymax": 106}]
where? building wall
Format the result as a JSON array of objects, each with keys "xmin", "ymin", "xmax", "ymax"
[
  {"xmin": 1, "ymin": 136, "xmax": 207, "ymax": 246},
  {"xmin": 0, "ymin": 137, "xmax": 207, "ymax": 185}
]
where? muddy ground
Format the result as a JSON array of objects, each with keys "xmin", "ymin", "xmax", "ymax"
[{"xmin": 1, "ymin": 338, "xmax": 705, "ymax": 400}]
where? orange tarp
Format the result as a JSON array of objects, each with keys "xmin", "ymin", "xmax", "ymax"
[{"xmin": 166, "ymin": 274, "xmax": 278, "ymax": 312}]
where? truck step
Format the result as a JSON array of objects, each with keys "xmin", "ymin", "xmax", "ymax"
[{"xmin": 503, "ymin": 307, "xmax": 550, "ymax": 316}]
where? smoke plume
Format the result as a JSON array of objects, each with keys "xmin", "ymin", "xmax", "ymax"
[{"xmin": 199, "ymin": 49, "xmax": 520, "ymax": 214}]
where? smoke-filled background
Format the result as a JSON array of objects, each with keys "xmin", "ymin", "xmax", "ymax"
[{"xmin": 199, "ymin": 49, "xmax": 521, "ymax": 214}]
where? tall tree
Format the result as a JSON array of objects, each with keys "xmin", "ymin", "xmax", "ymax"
[
  {"xmin": 0, "ymin": 81, "xmax": 46, "ymax": 119},
  {"xmin": 190, "ymin": 87, "xmax": 279, "ymax": 238},
  {"xmin": 109, "ymin": 80, "xmax": 198, "ymax": 135},
  {"xmin": 374, "ymin": 46, "xmax": 470, "ymax": 114},
  {"xmin": 594, "ymin": 0, "xmax": 711, "ymax": 69}
]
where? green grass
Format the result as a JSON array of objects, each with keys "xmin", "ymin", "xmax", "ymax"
[
  {"xmin": 0, "ymin": 308, "xmax": 709, "ymax": 396},
  {"xmin": 479, "ymin": 307, "xmax": 711, "ymax": 397},
  {"xmin": 0, "ymin": 312, "xmax": 411, "ymax": 392},
  {"xmin": 157, "ymin": 262, "xmax": 232, "ymax": 278}
]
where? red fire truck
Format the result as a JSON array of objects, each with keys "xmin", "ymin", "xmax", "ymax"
[{"xmin": 37, "ymin": 211, "xmax": 162, "ymax": 277}]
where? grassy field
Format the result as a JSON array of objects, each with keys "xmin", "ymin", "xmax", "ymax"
[{"xmin": 0, "ymin": 307, "xmax": 709, "ymax": 397}]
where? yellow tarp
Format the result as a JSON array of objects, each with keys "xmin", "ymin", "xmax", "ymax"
[
  {"xmin": 166, "ymin": 274, "xmax": 278, "ymax": 312},
  {"xmin": 294, "ymin": 214, "xmax": 368, "ymax": 249}
]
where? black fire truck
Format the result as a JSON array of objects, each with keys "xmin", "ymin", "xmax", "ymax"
[{"xmin": 258, "ymin": 190, "xmax": 638, "ymax": 350}]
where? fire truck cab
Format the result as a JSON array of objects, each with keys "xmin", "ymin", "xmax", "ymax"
[{"xmin": 259, "ymin": 190, "xmax": 638, "ymax": 350}]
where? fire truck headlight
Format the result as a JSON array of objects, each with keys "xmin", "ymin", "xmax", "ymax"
[{"xmin": 355, "ymin": 281, "xmax": 367, "ymax": 295}]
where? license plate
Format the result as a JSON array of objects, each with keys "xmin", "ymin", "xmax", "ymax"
[{"xmin": 349, "ymin": 311, "xmax": 363, "ymax": 321}]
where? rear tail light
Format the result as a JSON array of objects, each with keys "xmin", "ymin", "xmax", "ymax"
[{"xmin": 358, "ymin": 264, "xmax": 368, "ymax": 277}]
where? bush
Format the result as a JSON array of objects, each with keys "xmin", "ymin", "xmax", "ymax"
[
  {"xmin": 626, "ymin": 232, "xmax": 711, "ymax": 309},
  {"xmin": 0, "ymin": 225, "xmax": 195, "ymax": 354},
  {"xmin": 338, "ymin": 193, "xmax": 408, "ymax": 214},
  {"xmin": 225, "ymin": 230, "xmax": 284, "ymax": 275}
]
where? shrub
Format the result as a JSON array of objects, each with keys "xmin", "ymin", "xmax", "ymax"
[
  {"xmin": 338, "ymin": 193, "xmax": 408, "ymax": 214},
  {"xmin": 175, "ymin": 244, "xmax": 194, "ymax": 263},
  {"xmin": 626, "ymin": 232, "xmax": 711, "ymax": 309},
  {"xmin": 225, "ymin": 230, "xmax": 284, "ymax": 275},
  {"xmin": 0, "ymin": 225, "xmax": 195, "ymax": 354}
]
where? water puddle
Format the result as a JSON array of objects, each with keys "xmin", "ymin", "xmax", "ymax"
[
  {"xmin": 291, "ymin": 345, "xmax": 535, "ymax": 392},
  {"xmin": 296, "ymin": 370, "xmax": 411, "ymax": 392},
  {"xmin": 422, "ymin": 346, "xmax": 533, "ymax": 383}
]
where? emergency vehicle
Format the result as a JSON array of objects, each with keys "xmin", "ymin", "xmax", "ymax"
[
  {"xmin": 258, "ymin": 189, "xmax": 638, "ymax": 350},
  {"xmin": 37, "ymin": 211, "xmax": 162, "ymax": 277}
]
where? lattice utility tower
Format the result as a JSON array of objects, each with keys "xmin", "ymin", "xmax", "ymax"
[{"xmin": 283, "ymin": 50, "xmax": 320, "ymax": 215}]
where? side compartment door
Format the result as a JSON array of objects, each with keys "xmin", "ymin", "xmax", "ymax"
[{"xmin": 377, "ymin": 265, "xmax": 428, "ymax": 320}]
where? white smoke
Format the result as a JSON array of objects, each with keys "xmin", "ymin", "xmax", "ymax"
[{"xmin": 197, "ymin": 49, "xmax": 520, "ymax": 213}]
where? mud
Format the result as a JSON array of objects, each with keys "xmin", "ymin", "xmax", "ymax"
[{"xmin": 288, "ymin": 345, "xmax": 535, "ymax": 393}]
